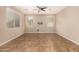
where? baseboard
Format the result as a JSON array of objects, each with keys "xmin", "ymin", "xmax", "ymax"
[
  {"xmin": 56, "ymin": 33, "xmax": 79, "ymax": 45},
  {"xmin": 0, "ymin": 33, "xmax": 24, "ymax": 46},
  {"xmin": 25, "ymin": 32, "xmax": 56, "ymax": 33}
]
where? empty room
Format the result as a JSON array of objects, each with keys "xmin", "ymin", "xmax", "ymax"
[{"xmin": 0, "ymin": 6, "xmax": 79, "ymax": 52}]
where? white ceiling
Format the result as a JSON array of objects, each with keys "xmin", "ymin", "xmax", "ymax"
[{"xmin": 15, "ymin": 6, "xmax": 66, "ymax": 14}]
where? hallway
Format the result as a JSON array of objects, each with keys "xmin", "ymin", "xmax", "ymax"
[{"xmin": 0, "ymin": 33, "xmax": 79, "ymax": 52}]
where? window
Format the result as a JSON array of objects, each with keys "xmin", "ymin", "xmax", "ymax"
[{"xmin": 6, "ymin": 8, "xmax": 20, "ymax": 28}]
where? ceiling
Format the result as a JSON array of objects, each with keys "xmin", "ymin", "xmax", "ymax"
[{"xmin": 15, "ymin": 6, "xmax": 66, "ymax": 14}]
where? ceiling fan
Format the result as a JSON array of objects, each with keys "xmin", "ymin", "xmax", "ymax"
[{"xmin": 36, "ymin": 6, "xmax": 47, "ymax": 12}]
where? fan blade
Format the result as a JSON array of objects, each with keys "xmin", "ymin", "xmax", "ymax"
[
  {"xmin": 42, "ymin": 7, "xmax": 47, "ymax": 9},
  {"xmin": 41, "ymin": 9, "xmax": 45, "ymax": 11},
  {"xmin": 37, "ymin": 6, "xmax": 41, "ymax": 9}
]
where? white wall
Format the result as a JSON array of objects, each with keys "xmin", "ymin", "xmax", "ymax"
[
  {"xmin": 56, "ymin": 7, "xmax": 79, "ymax": 44},
  {"xmin": 25, "ymin": 14, "xmax": 56, "ymax": 33},
  {"xmin": 0, "ymin": 6, "xmax": 24, "ymax": 45}
]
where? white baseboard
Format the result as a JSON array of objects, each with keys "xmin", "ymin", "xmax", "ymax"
[
  {"xmin": 56, "ymin": 33, "xmax": 79, "ymax": 45},
  {"xmin": 0, "ymin": 33, "xmax": 24, "ymax": 46},
  {"xmin": 25, "ymin": 32, "xmax": 56, "ymax": 33}
]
